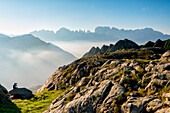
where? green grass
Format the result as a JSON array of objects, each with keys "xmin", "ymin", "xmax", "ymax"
[{"xmin": 12, "ymin": 89, "xmax": 65, "ymax": 113}]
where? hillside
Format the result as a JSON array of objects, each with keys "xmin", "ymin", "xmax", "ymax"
[
  {"xmin": 0, "ymin": 34, "xmax": 76, "ymax": 89},
  {"xmin": 30, "ymin": 27, "xmax": 170, "ymax": 44},
  {"xmin": 34, "ymin": 47, "xmax": 170, "ymax": 113}
]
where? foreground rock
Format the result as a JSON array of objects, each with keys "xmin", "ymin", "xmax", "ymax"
[
  {"xmin": 160, "ymin": 50, "xmax": 170, "ymax": 61},
  {"xmin": 121, "ymin": 96, "xmax": 155, "ymax": 113},
  {"xmin": 155, "ymin": 108, "xmax": 170, "ymax": 113},
  {"xmin": 146, "ymin": 99, "xmax": 163, "ymax": 112},
  {"xmin": 38, "ymin": 48, "xmax": 170, "ymax": 113},
  {"xmin": 44, "ymin": 80, "xmax": 125, "ymax": 113},
  {"xmin": 9, "ymin": 88, "xmax": 34, "ymax": 99},
  {"xmin": 0, "ymin": 84, "xmax": 21, "ymax": 112},
  {"xmin": 0, "ymin": 84, "xmax": 10, "ymax": 102}
]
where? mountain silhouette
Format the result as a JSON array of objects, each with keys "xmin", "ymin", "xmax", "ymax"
[
  {"xmin": 30, "ymin": 26, "xmax": 170, "ymax": 44},
  {"xmin": 83, "ymin": 39, "xmax": 139, "ymax": 57}
]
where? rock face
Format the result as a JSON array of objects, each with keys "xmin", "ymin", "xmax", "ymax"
[
  {"xmin": 9, "ymin": 88, "xmax": 34, "ymax": 99},
  {"xmin": 38, "ymin": 47, "xmax": 170, "ymax": 113}
]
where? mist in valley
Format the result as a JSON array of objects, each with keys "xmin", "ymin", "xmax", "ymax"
[
  {"xmin": 0, "ymin": 35, "xmax": 76, "ymax": 90},
  {"xmin": 51, "ymin": 41, "xmax": 116, "ymax": 58}
]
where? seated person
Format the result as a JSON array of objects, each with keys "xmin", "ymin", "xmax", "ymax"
[{"xmin": 13, "ymin": 83, "xmax": 18, "ymax": 89}]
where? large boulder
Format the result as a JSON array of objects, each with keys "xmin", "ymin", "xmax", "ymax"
[
  {"xmin": 97, "ymin": 81, "xmax": 125, "ymax": 112},
  {"xmin": 160, "ymin": 50, "xmax": 170, "ymax": 61},
  {"xmin": 121, "ymin": 96, "xmax": 155, "ymax": 113},
  {"xmin": 146, "ymin": 99, "xmax": 163, "ymax": 112},
  {"xmin": 155, "ymin": 108, "xmax": 170, "ymax": 113},
  {"xmin": 0, "ymin": 84, "xmax": 10, "ymax": 102},
  {"xmin": 78, "ymin": 77, "xmax": 90, "ymax": 87},
  {"xmin": 9, "ymin": 88, "xmax": 34, "ymax": 99},
  {"xmin": 46, "ymin": 80, "xmax": 125, "ymax": 113},
  {"xmin": 162, "ymin": 93, "xmax": 170, "ymax": 106},
  {"xmin": 0, "ymin": 84, "xmax": 8, "ymax": 94}
]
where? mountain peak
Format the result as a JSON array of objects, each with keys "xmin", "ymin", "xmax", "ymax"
[
  {"xmin": 15, "ymin": 34, "xmax": 35, "ymax": 38},
  {"xmin": 57, "ymin": 27, "xmax": 70, "ymax": 33}
]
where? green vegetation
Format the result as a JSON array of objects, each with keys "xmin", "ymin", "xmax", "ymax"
[
  {"xmin": 12, "ymin": 89, "xmax": 65, "ymax": 113},
  {"xmin": 164, "ymin": 39, "xmax": 170, "ymax": 50},
  {"xmin": 0, "ymin": 100, "xmax": 20, "ymax": 113}
]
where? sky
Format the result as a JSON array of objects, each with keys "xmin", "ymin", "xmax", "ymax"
[{"xmin": 0, "ymin": 0, "xmax": 170, "ymax": 35}]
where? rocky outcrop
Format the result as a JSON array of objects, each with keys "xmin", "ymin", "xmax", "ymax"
[
  {"xmin": 162, "ymin": 93, "xmax": 170, "ymax": 106},
  {"xmin": 37, "ymin": 48, "xmax": 170, "ymax": 113},
  {"xmin": 0, "ymin": 84, "xmax": 9, "ymax": 102},
  {"xmin": 45, "ymin": 80, "xmax": 125, "ymax": 113},
  {"xmin": 155, "ymin": 108, "xmax": 170, "ymax": 113},
  {"xmin": 146, "ymin": 99, "xmax": 163, "ymax": 112},
  {"xmin": 0, "ymin": 84, "xmax": 20, "ymax": 112},
  {"xmin": 121, "ymin": 96, "xmax": 155, "ymax": 113},
  {"xmin": 9, "ymin": 88, "xmax": 34, "ymax": 99},
  {"xmin": 160, "ymin": 50, "xmax": 170, "ymax": 61}
]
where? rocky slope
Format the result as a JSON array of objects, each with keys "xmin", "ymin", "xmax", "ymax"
[{"xmin": 38, "ymin": 48, "xmax": 170, "ymax": 113}]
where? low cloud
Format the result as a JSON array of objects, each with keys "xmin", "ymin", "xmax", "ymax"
[{"xmin": 0, "ymin": 48, "xmax": 74, "ymax": 90}]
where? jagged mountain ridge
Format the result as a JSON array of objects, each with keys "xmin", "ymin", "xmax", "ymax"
[
  {"xmin": 83, "ymin": 39, "xmax": 140, "ymax": 57},
  {"xmin": 83, "ymin": 39, "xmax": 169, "ymax": 57},
  {"xmin": 37, "ymin": 47, "xmax": 170, "ymax": 113},
  {"xmin": 30, "ymin": 27, "xmax": 170, "ymax": 44},
  {"xmin": 0, "ymin": 34, "xmax": 76, "ymax": 89}
]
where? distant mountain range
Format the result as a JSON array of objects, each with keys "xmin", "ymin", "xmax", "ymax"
[
  {"xmin": 30, "ymin": 26, "xmax": 170, "ymax": 44},
  {"xmin": 83, "ymin": 39, "xmax": 170, "ymax": 57},
  {"xmin": 0, "ymin": 34, "xmax": 76, "ymax": 89}
]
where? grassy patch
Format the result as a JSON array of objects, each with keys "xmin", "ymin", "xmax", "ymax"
[{"xmin": 12, "ymin": 89, "xmax": 65, "ymax": 113}]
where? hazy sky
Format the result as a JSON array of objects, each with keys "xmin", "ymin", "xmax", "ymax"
[{"xmin": 0, "ymin": 0, "xmax": 170, "ymax": 35}]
